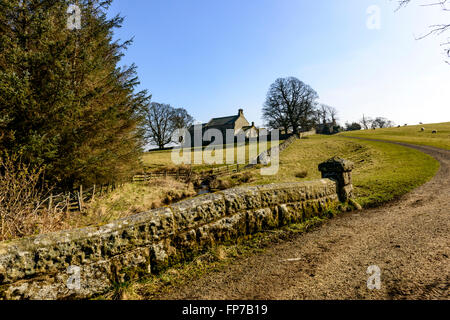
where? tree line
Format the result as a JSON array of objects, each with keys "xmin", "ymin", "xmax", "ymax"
[
  {"xmin": 261, "ymin": 77, "xmax": 397, "ymax": 134},
  {"xmin": 345, "ymin": 116, "xmax": 396, "ymax": 132}
]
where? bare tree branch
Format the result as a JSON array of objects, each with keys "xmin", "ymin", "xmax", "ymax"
[
  {"xmin": 142, "ymin": 103, "xmax": 194, "ymax": 149},
  {"xmin": 396, "ymin": 0, "xmax": 450, "ymax": 62},
  {"xmin": 262, "ymin": 77, "xmax": 319, "ymax": 135}
]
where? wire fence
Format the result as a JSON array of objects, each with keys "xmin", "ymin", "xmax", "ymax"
[
  {"xmin": 41, "ymin": 163, "xmax": 247, "ymax": 212},
  {"xmin": 133, "ymin": 164, "xmax": 243, "ymax": 182},
  {"xmin": 41, "ymin": 183, "xmax": 121, "ymax": 213}
]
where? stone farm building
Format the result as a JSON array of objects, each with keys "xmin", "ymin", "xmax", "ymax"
[{"xmin": 188, "ymin": 109, "xmax": 260, "ymax": 145}]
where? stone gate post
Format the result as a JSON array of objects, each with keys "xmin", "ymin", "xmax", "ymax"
[{"xmin": 318, "ymin": 157, "xmax": 354, "ymax": 202}]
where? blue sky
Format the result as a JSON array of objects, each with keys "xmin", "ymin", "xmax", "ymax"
[{"xmin": 108, "ymin": 0, "xmax": 450, "ymax": 126}]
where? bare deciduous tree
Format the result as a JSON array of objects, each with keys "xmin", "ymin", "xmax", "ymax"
[
  {"xmin": 143, "ymin": 103, "xmax": 174, "ymax": 149},
  {"xmin": 328, "ymin": 106, "xmax": 339, "ymax": 126},
  {"xmin": 397, "ymin": 0, "xmax": 450, "ymax": 62},
  {"xmin": 372, "ymin": 117, "xmax": 395, "ymax": 128},
  {"xmin": 318, "ymin": 104, "xmax": 339, "ymax": 125},
  {"xmin": 172, "ymin": 108, "xmax": 194, "ymax": 131},
  {"xmin": 142, "ymin": 103, "xmax": 194, "ymax": 149},
  {"xmin": 263, "ymin": 77, "xmax": 319, "ymax": 135},
  {"xmin": 360, "ymin": 114, "xmax": 373, "ymax": 130}
]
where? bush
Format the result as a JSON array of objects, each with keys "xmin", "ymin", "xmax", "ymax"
[
  {"xmin": 345, "ymin": 122, "xmax": 362, "ymax": 131},
  {"xmin": 0, "ymin": 155, "xmax": 67, "ymax": 241},
  {"xmin": 238, "ymin": 172, "xmax": 254, "ymax": 183}
]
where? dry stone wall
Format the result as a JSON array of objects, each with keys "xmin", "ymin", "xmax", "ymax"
[{"xmin": 0, "ymin": 157, "xmax": 352, "ymax": 300}]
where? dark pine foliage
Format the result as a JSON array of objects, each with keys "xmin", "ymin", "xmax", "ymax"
[{"xmin": 0, "ymin": 0, "xmax": 150, "ymax": 189}]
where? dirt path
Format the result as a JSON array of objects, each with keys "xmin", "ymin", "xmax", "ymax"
[{"xmin": 157, "ymin": 142, "xmax": 450, "ymax": 300}]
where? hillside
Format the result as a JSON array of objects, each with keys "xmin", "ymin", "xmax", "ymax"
[
  {"xmin": 239, "ymin": 135, "xmax": 439, "ymax": 208},
  {"xmin": 339, "ymin": 122, "xmax": 450, "ymax": 150}
]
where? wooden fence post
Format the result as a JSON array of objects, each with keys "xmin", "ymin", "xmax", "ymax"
[
  {"xmin": 92, "ymin": 184, "xmax": 96, "ymax": 202},
  {"xmin": 48, "ymin": 193, "xmax": 53, "ymax": 211},
  {"xmin": 66, "ymin": 192, "xmax": 71, "ymax": 213},
  {"xmin": 78, "ymin": 185, "xmax": 83, "ymax": 211}
]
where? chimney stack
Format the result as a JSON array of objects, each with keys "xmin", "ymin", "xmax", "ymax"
[{"xmin": 238, "ymin": 109, "xmax": 244, "ymax": 116}]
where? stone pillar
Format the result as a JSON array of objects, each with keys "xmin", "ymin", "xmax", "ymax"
[{"xmin": 318, "ymin": 157, "xmax": 354, "ymax": 202}]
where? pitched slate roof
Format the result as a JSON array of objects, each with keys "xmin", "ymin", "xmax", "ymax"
[
  {"xmin": 206, "ymin": 115, "xmax": 239, "ymax": 127},
  {"xmin": 187, "ymin": 123, "xmax": 206, "ymax": 132}
]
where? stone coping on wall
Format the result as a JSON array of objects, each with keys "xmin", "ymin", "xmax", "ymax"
[{"xmin": 0, "ymin": 178, "xmax": 340, "ymax": 299}]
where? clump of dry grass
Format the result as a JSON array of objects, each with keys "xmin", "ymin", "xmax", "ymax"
[
  {"xmin": 295, "ymin": 170, "xmax": 308, "ymax": 179},
  {"xmin": 209, "ymin": 171, "xmax": 256, "ymax": 191},
  {"xmin": 0, "ymin": 156, "xmax": 69, "ymax": 241},
  {"xmin": 70, "ymin": 178, "xmax": 197, "ymax": 227},
  {"xmin": 0, "ymin": 155, "xmax": 197, "ymax": 241},
  {"xmin": 238, "ymin": 172, "xmax": 254, "ymax": 183},
  {"xmin": 209, "ymin": 177, "xmax": 233, "ymax": 190}
]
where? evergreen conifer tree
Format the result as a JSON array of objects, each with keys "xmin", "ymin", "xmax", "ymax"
[{"xmin": 0, "ymin": 0, "xmax": 150, "ymax": 189}]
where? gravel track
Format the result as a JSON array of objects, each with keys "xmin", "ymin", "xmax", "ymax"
[{"xmin": 157, "ymin": 141, "xmax": 449, "ymax": 300}]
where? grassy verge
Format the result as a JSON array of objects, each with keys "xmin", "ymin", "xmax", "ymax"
[
  {"xmin": 339, "ymin": 122, "xmax": 450, "ymax": 150},
  {"xmin": 244, "ymin": 135, "xmax": 439, "ymax": 207}
]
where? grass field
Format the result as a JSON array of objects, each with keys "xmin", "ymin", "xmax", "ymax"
[
  {"xmin": 74, "ymin": 123, "xmax": 450, "ymax": 226},
  {"xmin": 241, "ymin": 135, "xmax": 439, "ymax": 207},
  {"xmin": 36, "ymin": 128, "xmax": 442, "ymax": 237},
  {"xmin": 339, "ymin": 122, "xmax": 450, "ymax": 150},
  {"xmin": 101, "ymin": 129, "xmax": 442, "ymax": 300},
  {"xmin": 141, "ymin": 140, "xmax": 281, "ymax": 172},
  {"xmin": 69, "ymin": 179, "xmax": 196, "ymax": 228}
]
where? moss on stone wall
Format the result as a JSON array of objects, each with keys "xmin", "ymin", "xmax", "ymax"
[{"xmin": 0, "ymin": 179, "xmax": 340, "ymax": 300}]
